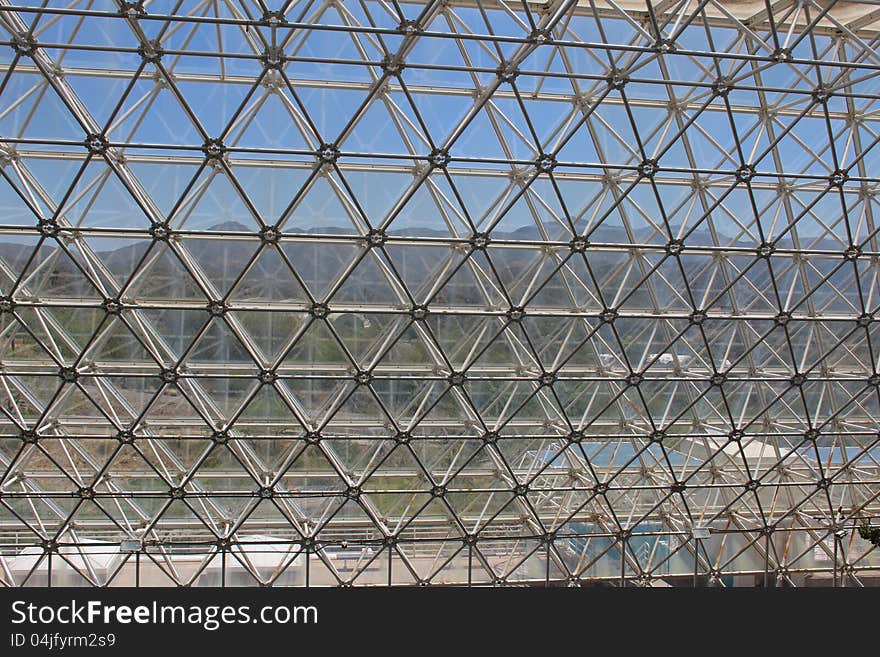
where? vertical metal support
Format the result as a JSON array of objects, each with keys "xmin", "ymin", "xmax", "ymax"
[
  {"xmin": 305, "ymin": 548, "xmax": 310, "ymax": 588},
  {"xmin": 545, "ymin": 541, "xmax": 551, "ymax": 586},
  {"xmin": 387, "ymin": 546, "xmax": 392, "ymax": 587},
  {"xmin": 833, "ymin": 533, "xmax": 839, "ymax": 588},
  {"xmin": 763, "ymin": 534, "xmax": 770, "ymax": 587}
]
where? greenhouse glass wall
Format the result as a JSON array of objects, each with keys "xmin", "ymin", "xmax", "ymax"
[{"xmin": 0, "ymin": 0, "xmax": 879, "ymax": 587}]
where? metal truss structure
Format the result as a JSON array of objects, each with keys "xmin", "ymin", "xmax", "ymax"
[{"xmin": 0, "ymin": 0, "xmax": 879, "ymax": 588}]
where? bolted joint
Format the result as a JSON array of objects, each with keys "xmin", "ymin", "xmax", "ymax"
[
  {"xmin": 599, "ymin": 307, "xmax": 618, "ymax": 324},
  {"xmin": 259, "ymin": 224, "xmax": 280, "ymax": 244},
  {"xmin": 431, "ymin": 484, "xmax": 447, "ymax": 498},
  {"xmin": 261, "ymin": 10, "xmax": 286, "ymax": 27},
  {"xmin": 381, "ymin": 54, "xmax": 406, "ymax": 76},
  {"xmin": 169, "ymin": 486, "xmax": 186, "ymax": 499},
  {"xmin": 78, "ymin": 486, "xmax": 94, "ymax": 500},
  {"xmin": 812, "ymin": 84, "xmax": 833, "ymax": 104},
  {"xmin": 637, "ymin": 158, "xmax": 659, "ymax": 179},
  {"xmin": 709, "ymin": 372, "xmax": 727, "ymax": 387},
  {"xmin": 463, "ymin": 533, "xmax": 479, "ymax": 546},
  {"xmin": 654, "ymin": 38, "xmax": 677, "ymax": 54},
  {"xmin": 137, "ymin": 39, "xmax": 163, "ymax": 63},
  {"xmin": 410, "ymin": 304, "xmax": 429, "ymax": 321},
  {"xmin": 804, "ymin": 428, "xmax": 821, "ymax": 442},
  {"xmin": 211, "ymin": 429, "xmax": 229, "ymax": 445},
  {"xmin": 507, "ymin": 306, "xmax": 526, "ymax": 323},
  {"xmin": 790, "ymin": 372, "xmax": 807, "ymax": 387},
  {"xmin": 868, "ymin": 373, "xmax": 880, "ymax": 387},
  {"xmin": 0, "ymin": 295, "xmax": 16, "ymax": 314},
  {"xmin": 535, "ymin": 152, "xmax": 557, "ymax": 173},
  {"xmin": 728, "ymin": 428, "xmax": 744, "ymax": 443},
  {"xmin": 102, "ymin": 297, "xmax": 123, "ymax": 315},
  {"xmin": 394, "ymin": 430, "xmax": 411, "ymax": 446},
  {"xmin": 772, "ymin": 47, "xmax": 792, "ymax": 62},
  {"xmin": 261, "ymin": 45, "xmax": 285, "ymax": 69},
  {"xmin": 665, "ymin": 238, "xmax": 684, "ymax": 256},
  {"xmin": 496, "ymin": 60, "xmax": 519, "ymax": 84},
  {"xmin": 670, "ymin": 481, "xmax": 686, "ymax": 494},
  {"xmin": 258, "ymin": 485, "xmax": 274, "ymax": 499},
  {"xmin": 529, "ymin": 27, "xmax": 551, "ymax": 45},
  {"xmin": 626, "ymin": 372, "xmax": 643, "ymax": 387},
  {"xmin": 309, "ymin": 302, "xmax": 329, "ymax": 319},
  {"xmin": 745, "ymin": 479, "xmax": 760, "ymax": 492},
  {"xmin": 843, "ymin": 245, "xmax": 862, "ymax": 262},
  {"xmin": 149, "ymin": 222, "xmax": 171, "ymax": 241},
  {"xmin": 756, "ymin": 241, "xmax": 775, "ymax": 259},
  {"xmin": 258, "ymin": 369, "xmax": 277, "ymax": 385},
  {"xmin": 201, "ymin": 138, "xmax": 226, "ymax": 161},
  {"xmin": 354, "ymin": 370, "xmax": 373, "ymax": 386},
  {"xmin": 469, "ymin": 232, "xmax": 491, "ymax": 250},
  {"xmin": 856, "ymin": 312, "xmax": 873, "ymax": 328},
  {"xmin": 606, "ymin": 69, "xmax": 629, "ymax": 90},
  {"xmin": 689, "ymin": 309, "xmax": 707, "ymax": 326},
  {"xmin": 207, "ymin": 300, "xmax": 227, "ymax": 317},
  {"xmin": 735, "ymin": 164, "xmax": 755, "ymax": 184},
  {"xmin": 12, "ymin": 33, "xmax": 37, "ymax": 57},
  {"xmin": 117, "ymin": 429, "xmax": 135, "ymax": 445},
  {"xmin": 538, "ymin": 371, "xmax": 557, "ymax": 387},
  {"xmin": 569, "ymin": 236, "xmax": 589, "ymax": 253},
  {"xmin": 650, "ymin": 429, "xmax": 665, "ymax": 444},
  {"xmin": 428, "ymin": 147, "xmax": 451, "ymax": 169},
  {"xmin": 21, "ymin": 428, "xmax": 38, "ymax": 445},
  {"xmin": 711, "ymin": 76, "xmax": 733, "ymax": 98},
  {"xmin": 448, "ymin": 371, "xmax": 467, "ymax": 387},
  {"xmin": 568, "ymin": 429, "xmax": 584, "ymax": 444},
  {"xmin": 816, "ymin": 477, "xmax": 832, "ymax": 490},
  {"xmin": 775, "ymin": 311, "xmax": 792, "ymax": 327},
  {"xmin": 59, "ymin": 366, "xmax": 78, "ymax": 383},
  {"xmin": 41, "ymin": 538, "xmax": 58, "ymax": 553},
  {"xmin": 482, "ymin": 430, "xmax": 499, "ymax": 445},
  {"xmin": 120, "ymin": 2, "xmax": 146, "ymax": 19},
  {"xmin": 366, "ymin": 228, "xmax": 387, "ymax": 248},
  {"xmin": 397, "ymin": 19, "xmax": 422, "ymax": 35},
  {"xmin": 594, "ymin": 482, "xmax": 609, "ymax": 494},
  {"xmin": 317, "ymin": 143, "xmax": 339, "ymax": 165},
  {"xmin": 540, "ymin": 531, "xmax": 556, "ymax": 545},
  {"xmin": 513, "ymin": 483, "xmax": 529, "ymax": 497},
  {"xmin": 84, "ymin": 133, "xmax": 109, "ymax": 155},
  {"xmin": 38, "ymin": 219, "xmax": 60, "ymax": 238},
  {"xmin": 383, "ymin": 535, "xmax": 398, "ymax": 548},
  {"xmin": 829, "ymin": 169, "xmax": 849, "ymax": 188},
  {"xmin": 305, "ymin": 430, "xmax": 322, "ymax": 446},
  {"xmin": 160, "ymin": 368, "xmax": 179, "ymax": 384}
]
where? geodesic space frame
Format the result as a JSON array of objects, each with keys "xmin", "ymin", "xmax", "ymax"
[{"xmin": 0, "ymin": 0, "xmax": 879, "ymax": 588}]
